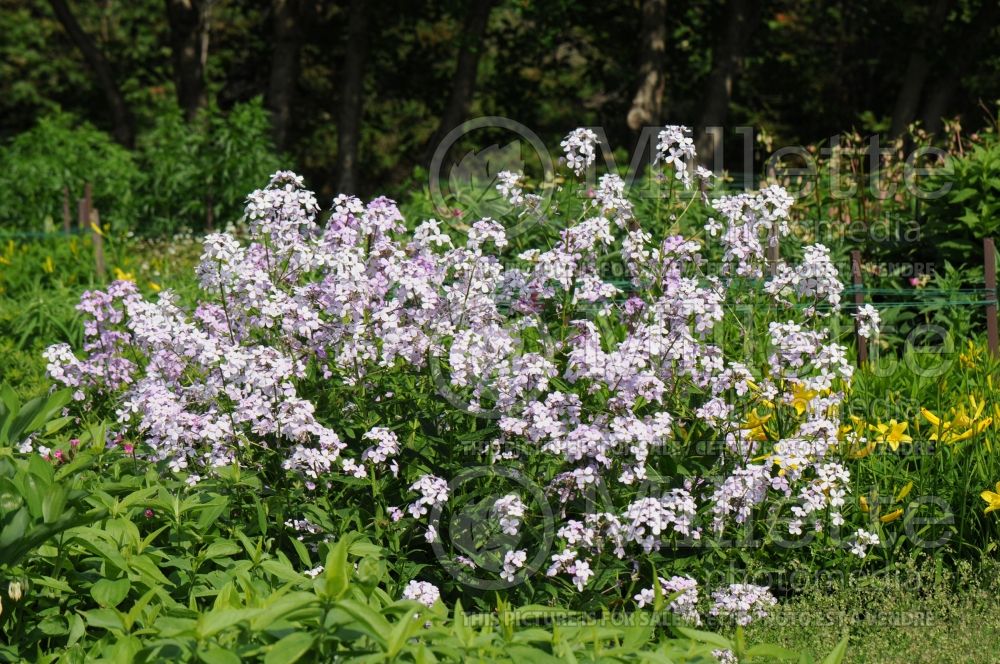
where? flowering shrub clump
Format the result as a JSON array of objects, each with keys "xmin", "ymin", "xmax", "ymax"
[
  {"xmin": 46, "ymin": 126, "xmax": 879, "ymax": 621},
  {"xmin": 708, "ymin": 584, "xmax": 778, "ymax": 626}
]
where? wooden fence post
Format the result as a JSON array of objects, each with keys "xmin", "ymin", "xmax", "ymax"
[
  {"xmin": 90, "ymin": 207, "xmax": 106, "ymax": 281},
  {"xmin": 851, "ymin": 249, "xmax": 868, "ymax": 365},
  {"xmin": 985, "ymin": 237, "xmax": 998, "ymax": 357}
]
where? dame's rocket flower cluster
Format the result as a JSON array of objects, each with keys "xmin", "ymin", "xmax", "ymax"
[{"xmin": 47, "ymin": 127, "xmax": 865, "ymax": 615}]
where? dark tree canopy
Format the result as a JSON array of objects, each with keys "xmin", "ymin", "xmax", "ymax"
[{"xmin": 2, "ymin": 0, "xmax": 998, "ymax": 197}]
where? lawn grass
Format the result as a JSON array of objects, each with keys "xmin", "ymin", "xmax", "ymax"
[{"xmin": 748, "ymin": 558, "xmax": 1000, "ymax": 663}]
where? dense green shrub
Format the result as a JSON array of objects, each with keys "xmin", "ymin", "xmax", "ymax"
[
  {"xmin": 922, "ymin": 123, "xmax": 1000, "ymax": 264},
  {"xmin": 0, "ymin": 100, "xmax": 282, "ymax": 236},
  {"xmin": 136, "ymin": 98, "xmax": 284, "ymax": 235},
  {"xmin": 0, "ymin": 113, "xmax": 138, "ymax": 232}
]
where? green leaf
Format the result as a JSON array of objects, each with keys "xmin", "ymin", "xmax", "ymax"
[
  {"xmin": 675, "ymin": 627, "xmax": 732, "ymax": 649},
  {"xmin": 387, "ymin": 608, "xmax": 424, "ymax": 657},
  {"xmin": 289, "ymin": 537, "xmax": 312, "ymax": 568},
  {"xmin": 950, "ymin": 187, "xmax": 978, "ymax": 203},
  {"xmin": 260, "ymin": 559, "xmax": 306, "ymax": 584},
  {"xmin": 198, "ymin": 644, "xmax": 242, "ymax": 664},
  {"xmin": 41, "ymin": 485, "xmax": 67, "ymax": 523},
  {"xmin": 44, "ymin": 415, "xmax": 74, "ymax": 435},
  {"xmin": 91, "ymin": 577, "xmax": 131, "ymax": 608},
  {"xmin": 198, "ymin": 608, "xmax": 259, "ymax": 639},
  {"xmin": 821, "ymin": 635, "xmax": 850, "ymax": 664},
  {"xmin": 746, "ymin": 643, "xmax": 801, "ymax": 660},
  {"xmin": 196, "ymin": 497, "xmax": 230, "ymax": 531},
  {"xmin": 453, "ymin": 599, "xmax": 470, "ymax": 647},
  {"xmin": 82, "ymin": 608, "xmax": 127, "ymax": 632},
  {"xmin": 324, "ymin": 535, "xmax": 352, "ymax": 600},
  {"xmin": 264, "ymin": 631, "xmax": 315, "ymax": 664},
  {"xmin": 202, "ymin": 539, "xmax": 241, "ymax": 561},
  {"xmin": 0, "ymin": 508, "xmax": 30, "ymax": 554},
  {"xmin": 130, "ymin": 553, "xmax": 175, "ymax": 587},
  {"xmin": 336, "ymin": 599, "xmax": 390, "ymax": 647},
  {"xmin": 66, "ymin": 613, "xmax": 87, "ymax": 646},
  {"xmin": 250, "ymin": 591, "xmax": 317, "ymax": 631}
]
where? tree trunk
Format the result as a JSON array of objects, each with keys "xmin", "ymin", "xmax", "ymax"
[
  {"xmin": 695, "ymin": 0, "xmax": 758, "ymax": 163},
  {"xmin": 47, "ymin": 0, "xmax": 134, "ymax": 147},
  {"xmin": 165, "ymin": 0, "xmax": 210, "ymax": 121},
  {"xmin": 919, "ymin": 77, "xmax": 958, "ymax": 136},
  {"xmin": 267, "ymin": 0, "xmax": 301, "ymax": 151},
  {"xmin": 420, "ymin": 0, "xmax": 497, "ymax": 165},
  {"xmin": 919, "ymin": 1, "xmax": 1000, "ymax": 135},
  {"xmin": 334, "ymin": 0, "xmax": 370, "ymax": 194},
  {"xmin": 889, "ymin": 51, "xmax": 929, "ymax": 137},
  {"xmin": 888, "ymin": 0, "xmax": 948, "ymax": 137},
  {"xmin": 627, "ymin": 0, "xmax": 667, "ymax": 131}
]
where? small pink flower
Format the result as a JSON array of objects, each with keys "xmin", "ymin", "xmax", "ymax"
[
  {"xmin": 70, "ymin": 438, "xmax": 80, "ymax": 448},
  {"xmin": 124, "ymin": 443, "xmax": 135, "ymax": 454},
  {"xmin": 909, "ymin": 277, "xmax": 919, "ymax": 287},
  {"xmin": 53, "ymin": 450, "xmax": 64, "ymax": 462},
  {"xmin": 144, "ymin": 509, "xmax": 154, "ymax": 519}
]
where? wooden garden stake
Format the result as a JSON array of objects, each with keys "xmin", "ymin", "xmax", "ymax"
[
  {"xmin": 851, "ymin": 250, "xmax": 868, "ymax": 365},
  {"xmin": 62, "ymin": 186, "xmax": 72, "ymax": 234},
  {"xmin": 766, "ymin": 226, "xmax": 780, "ymax": 276},
  {"xmin": 90, "ymin": 207, "xmax": 106, "ymax": 281},
  {"xmin": 985, "ymin": 237, "xmax": 998, "ymax": 357},
  {"xmin": 77, "ymin": 182, "xmax": 92, "ymax": 231},
  {"xmin": 77, "ymin": 197, "xmax": 87, "ymax": 231}
]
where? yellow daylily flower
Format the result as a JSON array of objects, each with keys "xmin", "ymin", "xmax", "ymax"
[
  {"xmin": 848, "ymin": 439, "xmax": 876, "ymax": 459},
  {"xmin": 42, "ymin": 256, "xmax": 54, "ymax": 274},
  {"xmin": 894, "ymin": 481, "xmax": 913, "ymax": 502},
  {"xmin": 959, "ymin": 340, "xmax": 984, "ymax": 369},
  {"xmin": 981, "ymin": 482, "xmax": 1000, "ymax": 514},
  {"xmin": 790, "ymin": 383, "xmax": 818, "ymax": 416},
  {"xmin": 859, "ymin": 496, "xmax": 870, "ymax": 513},
  {"xmin": 838, "ymin": 415, "xmax": 865, "ymax": 439},
  {"xmin": 741, "ymin": 408, "xmax": 773, "ymax": 442},
  {"xmin": 925, "ymin": 396, "xmax": 995, "ymax": 447},
  {"xmin": 742, "ymin": 408, "xmax": 772, "ymax": 430},
  {"xmin": 873, "ymin": 420, "xmax": 912, "ymax": 452},
  {"xmin": 113, "ymin": 267, "xmax": 135, "ymax": 282},
  {"xmin": 148, "ymin": 281, "xmax": 162, "ymax": 292},
  {"xmin": 880, "ymin": 509, "xmax": 904, "ymax": 524}
]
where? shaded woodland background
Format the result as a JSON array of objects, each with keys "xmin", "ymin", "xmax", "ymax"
[{"xmin": 2, "ymin": 0, "xmax": 999, "ymax": 201}]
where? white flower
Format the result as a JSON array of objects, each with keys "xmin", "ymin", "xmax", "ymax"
[
  {"xmin": 854, "ymin": 304, "xmax": 880, "ymax": 339},
  {"xmin": 496, "ymin": 171, "xmax": 524, "ymax": 206},
  {"xmin": 709, "ymin": 584, "xmax": 776, "ymax": 626},
  {"xmin": 402, "ymin": 580, "xmax": 440, "ymax": 607},
  {"xmin": 654, "ymin": 125, "xmax": 695, "ymax": 188},
  {"xmin": 849, "ymin": 528, "xmax": 880, "ymax": 558},
  {"xmin": 491, "ymin": 494, "xmax": 527, "ymax": 536},
  {"xmin": 501, "ymin": 549, "xmax": 527, "ymax": 582},
  {"xmin": 561, "ymin": 128, "xmax": 599, "ymax": 176}
]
